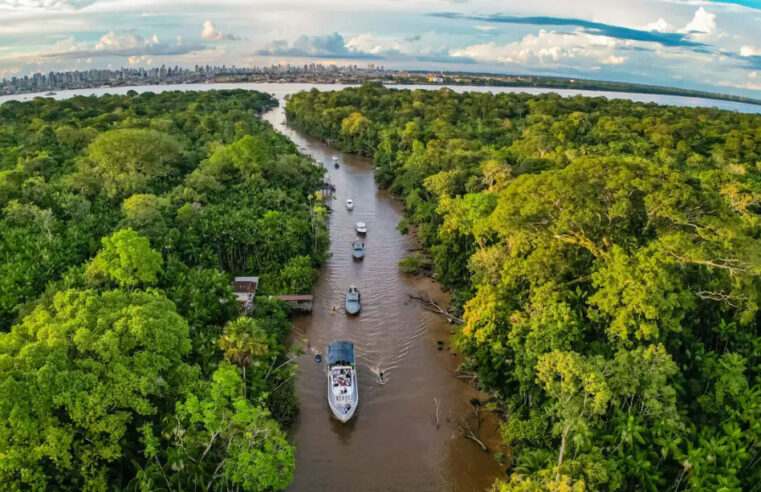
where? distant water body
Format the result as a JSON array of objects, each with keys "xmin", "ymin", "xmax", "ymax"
[{"xmin": 2, "ymin": 82, "xmax": 761, "ymax": 113}]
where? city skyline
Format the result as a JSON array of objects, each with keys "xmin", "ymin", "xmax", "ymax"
[
  {"xmin": 1, "ymin": 0, "xmax": 761, "ymax": 97},
  {"xmin": 0, "ymin": 62, "xmax": 385, "ymax": 94}
]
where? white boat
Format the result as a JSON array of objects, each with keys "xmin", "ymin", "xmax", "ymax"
[
  {"xmin": 326, "ymin": 341, "xmax": 358, "ymax": 423},
  {"xmin": 352, "ymin": 238, "xmax": 365, "ymax": 259},
  {"xmin": 332, "ymin": 155, "xmax": 339, "ymax": 161},
  {"xmin": 355, "ymin": 221, "xmax": 367, "ymax": 234},
  {"xmin": 346, "ymin": 199, "xmax": 354, "ymax": 210},
  {"xmin": 345, "ymin": 285, "xmax": 360, "ymax": 314}
]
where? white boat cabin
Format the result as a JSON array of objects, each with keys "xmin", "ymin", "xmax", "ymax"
[{"xmin": 330, "ymin": 365, "xmax": 355, "ymax": 406}]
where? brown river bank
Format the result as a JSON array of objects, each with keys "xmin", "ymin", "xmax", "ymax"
[{"xmin": 261, "ymin": 91, "xmax": 504, "ymax": 491}]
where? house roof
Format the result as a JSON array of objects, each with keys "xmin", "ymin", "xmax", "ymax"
[{"xmin": 235, "ymin": 276, "xmax": 260, "ymax": 283}]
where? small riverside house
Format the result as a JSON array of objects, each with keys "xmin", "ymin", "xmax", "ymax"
[{"xmin": 232, "ymin": 276, "xmax": 259, "ymax": 314}]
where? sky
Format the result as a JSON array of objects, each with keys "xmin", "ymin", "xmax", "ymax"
[{"xmin": 1, "ymin": 0, "xmax": 761, "ymax": 97}]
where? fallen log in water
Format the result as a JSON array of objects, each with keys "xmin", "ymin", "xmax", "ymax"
[
  {"xmin": 408, "ymin": 293, "xmax": 464, "ymax": 325},
  {"xmin": 465, "ymin": 431, "xmax": 488, "ymax": 452},
  {"xmin": 451, "ymin": 409, "xmax": 489, "ymax": 453}
]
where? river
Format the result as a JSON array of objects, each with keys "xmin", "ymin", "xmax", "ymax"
[
  {"xmin": 259, "ymin": 89, "xmax": 504, "ymax": 491},
  {"xmin": 2, "ymin": 82, "xmax": 761, "ymax": 114},
  {"xmin": 4, "ymin": 82, "xmax": 759, "ymax": 491}
]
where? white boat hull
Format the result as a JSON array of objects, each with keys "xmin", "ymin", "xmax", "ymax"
[{"xmin": 327, "ymin": 364, "xmax": 358, "ymax": 422}]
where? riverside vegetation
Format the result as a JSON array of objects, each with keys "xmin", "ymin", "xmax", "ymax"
[
  {"xmin": 286, "ymin": 84, "xmax": 761, "ymax": 491},
  {"xmin": 0, "ymin": 89, "xmax": 328, "ymax": 490}
]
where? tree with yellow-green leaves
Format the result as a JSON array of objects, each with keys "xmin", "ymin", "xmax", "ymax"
[
  {"xmin": 0, "ymin": 288, "xmax": 193, "ymax": 490},
  {"xmin": 85, "ymin": 228, "xmax": 163, "ymax": 289},
  {"xmin": 78, "ymin": 128, "xmax": 183, "ymax": 199}
]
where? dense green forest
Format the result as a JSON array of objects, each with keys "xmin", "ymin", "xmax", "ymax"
[
  {"xmin": 393, "ymin": 73, "xmax": 761, "ymax": 106},
  {"xmin": 0, "ymin": 89, "xmax": 328, "ymax": 490},
  {"xmin": 286, "ymin": 84, "xmax": 761, "ymax": 491}
]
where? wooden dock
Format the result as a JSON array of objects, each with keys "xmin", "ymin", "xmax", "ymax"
[{"xmin": 274, "ymin": 294, "xmax": 314, "ymax": 312}]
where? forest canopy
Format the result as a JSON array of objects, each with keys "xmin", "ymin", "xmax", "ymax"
[
  {"xmin": 286, "ymin": 84, "xmax": 761, "ymax": 491},
  {"xmin": 0, "ymin": 89, "xmax": 328, "ymax": 491}
]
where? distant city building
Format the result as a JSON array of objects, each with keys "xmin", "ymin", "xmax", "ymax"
[{"xmin": 0, "ymin": 62, "xmax": 395, "ymax": 96}]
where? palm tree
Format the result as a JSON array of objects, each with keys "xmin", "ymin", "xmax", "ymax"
[{"xmin": 219, "ymin": 317, "xmax": 269, "ymax": 397}]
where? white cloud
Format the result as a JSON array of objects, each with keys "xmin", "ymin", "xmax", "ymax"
[
  {"xmin": 201, "ymin": 20, "xmax": 240, "ymax": 41},
  {"xmin": 450, "ymin": 30, "xmax": 625, "ymax": 66},
  {"xmin": 0, "ymin": 0, "xmax": 94, "ymax": 9},
  {"xmin": 719, "ymin": 78, "xmax": 761, "ymax": 91},
  {"xmin": 128, "ymin": 54, "xmax": 152, "ymax": 65},
  {"xmin": 258, "ymin": 32, "xmax": 386, "ymax": 59},
  {"xmin": 604, "ymin": 54, "xmax": 626, "ymax": 64},
  {"xmin": 201, "ymin": 20, "xmax": 222, "ymax": 40},
  {"xmin": 740, "ymin": 45, "xmax": 761, "ymax": 57},
  {"xmin": 346, "ymin": 33, "xmax": 408, "ymax": 55},
  {"xmin": 645, "ymin": 7, "xmax": 722, "ymax": 43},
  {"xmin": 343, "ymin": 32, "xmax": 462, "ymax": 63},
  {"xmin": 41, "ymin": 29, "xmax": 205, "ymax": 58},
  {"xmin": 642, "ymin": 8, "xmax": 718, "ymax": 40},
  {"xmin": 645, "ymin": 18, "xmax": 673, "ymax": 32},
  {"xmin": 678, "ymin": 7, "xmax": 717, "ymax": 34}
]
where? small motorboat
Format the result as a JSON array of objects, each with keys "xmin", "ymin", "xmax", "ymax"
[
  {"xmin": 352, "ymin": 238, "xmax": 365, "ymax": 260},
  {"xmin": 346, "ymin": 199, "xmax": 354, "ymax": 210},
  {"xmin": 332, "ymin": 155, "xmax": 340, "ymax": 168},
  {"xmin": 345, "ymin": 285, "xmax": 360, "ymax": 314},
  {"xmin": 326, "ymin": 341, "xmax": 358, "ymax": 423},
  {"xmin": 355, "ymin": 221, "xmax": 367, "ymax": 234},
  {"xmin": 332, "ymin": 155, "xmax": 339, "ymax": 162}
]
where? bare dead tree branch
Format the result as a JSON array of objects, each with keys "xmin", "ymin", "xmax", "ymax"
[
  {"xmin": 408, "ymin": 293, "xmax": 464, "ymax": 325},
  {"xmin": 452, "ymin": 406, "xmax": 489, "ymax": 453}
]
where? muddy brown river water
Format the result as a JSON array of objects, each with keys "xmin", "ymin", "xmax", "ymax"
[{"xmin": 261, "ymin": 93, "xmax": 504, "ymax": 491}]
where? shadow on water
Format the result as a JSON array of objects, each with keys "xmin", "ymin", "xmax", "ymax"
[{"xmin": 261, "ymin": 89, "xmax": 504, "ymax": 492}]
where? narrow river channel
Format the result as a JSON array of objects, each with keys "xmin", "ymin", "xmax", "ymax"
[{"xmin": 261, "ymin": 91, "xmax": 504, "ymax": 491}]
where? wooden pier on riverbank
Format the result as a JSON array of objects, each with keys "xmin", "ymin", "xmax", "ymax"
[{"xmin": 273, "ymin": 294, "xmax": 314, "ymax": 312}]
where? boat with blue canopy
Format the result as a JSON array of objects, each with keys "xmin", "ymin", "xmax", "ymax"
[{"xmin": 326, "ymin": 341, "xmax": 358, "ymax": 422}]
